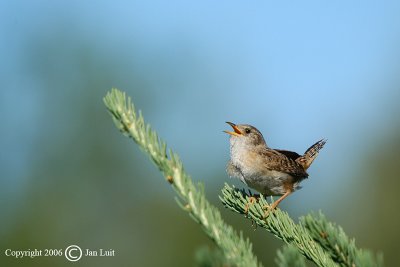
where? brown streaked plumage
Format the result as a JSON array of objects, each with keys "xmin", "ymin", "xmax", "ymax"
[{"xmin": 224, "ymin": 122, "xmax": 326, "ymax": 210}]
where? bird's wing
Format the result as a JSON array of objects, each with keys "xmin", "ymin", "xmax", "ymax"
[
  {"xmin": 274, "ymin": 149, "xmax": 302, "ymax": 161},
  {"xmin": 260, "ymin": 149, "xmax": 308, "ymax": 178}
]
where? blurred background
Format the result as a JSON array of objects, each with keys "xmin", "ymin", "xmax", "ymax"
[{"xmin": 1, "ymin": 1, "xmax": 400, "ymax": 266}]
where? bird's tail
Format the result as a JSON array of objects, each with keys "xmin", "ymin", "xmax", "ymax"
[{"xmin": 296, "ymin": 139, "xmax": 327, "ymax": 170}]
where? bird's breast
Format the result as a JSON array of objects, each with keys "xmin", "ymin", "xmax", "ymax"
[
  {"xmin": 231, "ymin": 149, "xmax": 266, "ymax": 175},
  {"xmin": 229, "ymin": 149, "xmax": 297, "ymax": 195}
]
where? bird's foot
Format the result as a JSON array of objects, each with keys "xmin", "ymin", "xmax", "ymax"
[
  {"xmin": 262, "ymin": 190, "xmax": 292, "ymax": 218},
  {"xmin": 262, "ymin": 201, "xmax": 278, "ymax": 218},
  {"xmin": 244, "ymin": 195, "xmax": 260, "ymax": 214}
]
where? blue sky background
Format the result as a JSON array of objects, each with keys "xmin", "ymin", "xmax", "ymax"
[{"xmin": 1, "ymin": 1, "xmax": 400, "ymax": 266}]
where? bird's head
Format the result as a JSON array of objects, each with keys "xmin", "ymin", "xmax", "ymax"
[{"xmin": 224, "ymin": 122, "xmax": 266, "ymax": 147}]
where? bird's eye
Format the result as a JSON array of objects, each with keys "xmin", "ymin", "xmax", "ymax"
[{"xmin": 245, "ymin": 128, "xmax": 251, "ymax": 134}]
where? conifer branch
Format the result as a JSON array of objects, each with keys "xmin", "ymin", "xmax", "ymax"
[
  {"xmin": 220, "ymin": 184, "xmax": 384, "ymax": 267},
  {"xmin": 103, "ymin": 88, "xmax": 261, "ymax": 267},
  {"xmin": 300, "ymin": 212, "xmax": 384, "ymax": 267},
  {"xmin": 220, "ymin": 184, "xmax": 339, "ymax": 267}
]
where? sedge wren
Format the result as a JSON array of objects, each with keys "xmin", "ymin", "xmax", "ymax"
[{"xmin": 224, "ymin": 122, "xmax": 326, "ymax": 210}]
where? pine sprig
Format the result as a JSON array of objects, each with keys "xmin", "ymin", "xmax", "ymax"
[
  {"xmin": 220, "ymin": 184, "xmax": 384, "ymax": 267},
  {"xmin": 301, "ymin": 212, "xmax": 384, "ymax": 267},
  {"xmin": 220, "ymin": 184, "xmax": 339, "ymax": 267},
  {"xmin": 103, "ymin": 88, "xmax": 261, "ymax": 267}
]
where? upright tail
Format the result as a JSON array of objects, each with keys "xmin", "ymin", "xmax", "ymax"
[{"xmin": 296, "ymin": 139, "xmax": 327, "ymax": 170}]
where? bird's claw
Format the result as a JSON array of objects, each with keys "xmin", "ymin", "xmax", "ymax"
[
  {"xmin": 244, "ymin": 195, "xmax": 259, "ymax": 214},
  {"xmin": 262, "ymin": 203, "xmax": 278, "ymax": 218}
]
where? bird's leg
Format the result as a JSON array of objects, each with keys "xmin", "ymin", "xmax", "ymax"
[
  {"xmin": 263, "ymin": 189, "xmax": 292, "ymax": 217},
  {"xmin": 270, "ymin": 190, "xmax": 292, "ymax": 209}
]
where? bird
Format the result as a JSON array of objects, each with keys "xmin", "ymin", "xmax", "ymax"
[{"xmin": 224, "ymin": 121, "xmax": 326, "ymax": 211}]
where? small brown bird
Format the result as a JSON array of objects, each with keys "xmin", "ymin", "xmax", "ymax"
[{"xmin": 224, "ymin": 122, "xmax": 326, "ymax": 210}]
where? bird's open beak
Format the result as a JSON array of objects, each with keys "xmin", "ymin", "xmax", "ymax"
[{"xmin": 224, "ymin": 122, "xmax": 242, "ymax": 137}]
